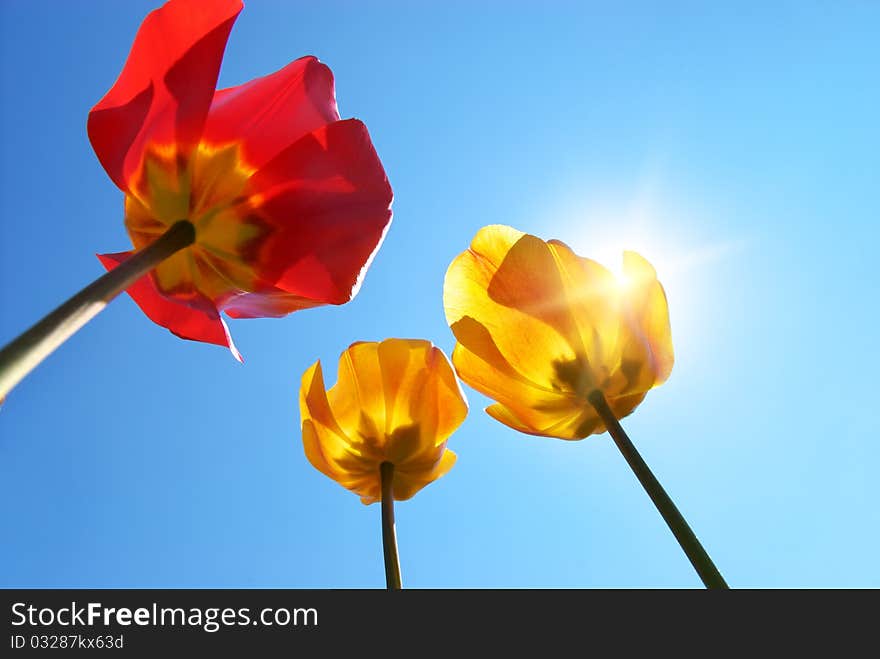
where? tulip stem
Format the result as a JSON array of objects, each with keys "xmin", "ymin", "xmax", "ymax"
[
  {"xmin": 588, "ymin": 390, "xmax": 728, "ymax": 589},
  {"xmin": 0, "ymin": 220, "xmax": 196, "ymax": 400},
  {"xmin": 380, "ymin": 461, "xmax": 402, "ymax": 590}
]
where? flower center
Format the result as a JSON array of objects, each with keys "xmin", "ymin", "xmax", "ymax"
[{"xmin": 124, "ymin": 143, "xmax": 267, "ymax": 307}]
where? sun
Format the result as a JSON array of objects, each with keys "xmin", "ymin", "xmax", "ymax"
[{"xmin": 543, "ymin": 191, "xmax": 745, "ymax": 336}]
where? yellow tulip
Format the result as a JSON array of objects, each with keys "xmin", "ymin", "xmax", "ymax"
[
  {"xmin": 299, "ymin": 338, "xmax": 467, "ymax": 504},
  {"xmin": 444, "ymin": 229, "xmax": 728, "ymax": 588},
  {"xmin": 443, "ymin": 224, "xmax": 673, "ymax": 440}
]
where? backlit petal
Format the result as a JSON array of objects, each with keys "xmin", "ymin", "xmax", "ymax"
[
  {"xmin": 222, "ymin": 290, "xmax": 323, "ymax": 319},
  {"xmin": 449, "ymin": 321, "xmax": 580, "ymax": 432},
  {"xmin": 326, "ymin": 342, "xmax": 387, "ymax": 456},
  {"xmin": 88, "ymin": 0, "xmax": 243, "ymax": 191},
  {"xmin": 546, "ymin": 239, "xmax": 623, "ymax": 385},
  {"xmin": 415, "ymin": 345, "xmax": 469, "ymax": 448},
  {"xmin": 445, "ymin": 226, "xmax": 674, "ymax": 441},
  {"xmin": 300, "ymin": 340, "xmax": 465, "ymax": 503},
  {"xmin": 204, "ymin": 56, "xmax": 339, "ymax": 170},
  {"xmin": 375, "ymin": 340, "xmax": 467, "ymax": 464},
  {"xmin": 97, "ymin": 251, "xmax": 242, "ymax": 361},
  {"xmin": 300, "ymin": 360, "xmax": 390, "ymax": 499},
  {"xmin": 622, "ymin": 251, "xmax": 674, "ymax": 385},
  {"xmin": 607, "ymin": 390, "xmax": 648, "ymax": 424},
  {"xmin": 393, "ymin": 450, "xmax": 457, "ymax": 502},
  {"xmin": 444, "ymin": 225, "xmax": 583, "ymax": 393},
  {"xmin": 376, "ymin": 340, "xmax": 433, "ymax": 460},
  {"xmin": 247, "ymin": 119, "xmax": 393, "ymax": 305}
]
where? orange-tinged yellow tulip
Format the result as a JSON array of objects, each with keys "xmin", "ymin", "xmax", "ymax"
[
  {"xmin": 300, "ymin": 339, "xmax": 467, "ymax": 504},
  {"xmin": 443, "ymin": 230, "xmax": 728, "ymax": 588},
  {"xmin": 443, "ymin": 224, "xmax": 673, "ymax": 440}
]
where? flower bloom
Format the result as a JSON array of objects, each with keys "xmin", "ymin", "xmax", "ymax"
[
  {"xmin": 443, "ymin": 225, "xmax": 673, "ymax": 440},
  {"xmin": 300, "ymin": 339, "xmax": 467, "ymax": 504},
  {"xmin": 91, "ymin": 0, "xmax": 392, "ymax": 359}
]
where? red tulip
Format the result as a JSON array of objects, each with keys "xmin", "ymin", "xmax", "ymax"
[{"xmin": 91, "ymin": 0, "xmax": 392, "ymax": 359}]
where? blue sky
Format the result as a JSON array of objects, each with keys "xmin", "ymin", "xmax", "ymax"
[{"xmin": 1, "ymin": 0, "xmax": 878, "ymax": 587}]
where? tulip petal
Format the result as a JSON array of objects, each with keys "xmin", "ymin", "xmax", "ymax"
[
  {"xmin": 247, "ymin": 119, "xmax": 392, "ymax": 306},
  {"xmin": 88, "ymin": 0, "xmax": 243, "ymax": 192},
  {"xmin": 301, "ymin": 419, "xmax": 335, "ymax": 481},
  {"xmin": 204, "ymin": 56, "xmax": 339, "ymax": 170},
  {"xmin": 326, "ymin": 342, "xmax": 387, "ymax": 454},
  {"xmin": 487, "ymin": 388, "xmax": 647, "ymax": 439},
  {"xmin": 607, "ymin": 390, "xmax": 648, "ymax": 423},
  {"xmin": 486, "ymin": 401, "xmax": 603, "ymax": 440},
  {"xmin": 376, "ymin": 340, "xmax": 432, "ymax": 454},
  {"xmin": 445, "ymin": 225, "xmax": 587, "ymax": 393},
  {"xmin": 324, "ymin": 340, "xmax": 465, "ymax": 476},
  {"xmin": 415, "ymin": 345, "xmax": 469, "ymax": 447},
  {"xmin": 546, "ymin": 239, "xmax": 623, "ymax": 381},
  {"xmin": 484, "ymin": 402, "xmax": 546, "ymax": 436},
  {"xmin": 597, "ymin": 252, "xmax": 674, "ymax": 397},
  {"xmin": 446, "ymin": 226, "xmax": 673, "ymax": 441},
  {"xmin": 622, "ymin": 251, "xmax": 674, "ymax": 385},
  {"xmin": 393, "ymin": 449, "xmax": 457, "ymax": 501},
  {"xmin": 300, "ymin": 360, "xmax": 385, "ymax": 494},
  {"xmin": 301, "ymin": 340, "xmax": 465, "ymax": 504},
  {"xmin": 222, "ymin": 290, "xmax": 324, "ymax": 319},
  {"xmin": 450, "ymin": 320, "xmax": 579, "ymax": 432},
  {"xmin": 375, "ymin": 340, "xmax": 468, "ymax": 462},
  {"xmin": 97, "ymin": 251, "xmax": 242, "ymax": 361},
  {"xmin": 301, "ymin": 361, "xmax": 366, "ymax": 476}
]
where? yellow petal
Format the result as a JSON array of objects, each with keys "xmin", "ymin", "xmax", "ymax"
[
  {"xmin": 300, "ymin": 340, "xmax": 466, "ymax": 503},
  {"xmin": 302, "ymin": 419, "xmax": 335, "ymax": 480},
  {"xmin": 300, "ymin": 360, "xmax": 379, "ymax": 477},
  {"xmin": 444, "ymin": 226, "xmax": 674, "ymax": 442},
  {"xmin": 326, "ymin": 342, "xmax": 387, "ymax": 458},
  {"xmin": 410, "ymin": 344, "xmax": 469, "ymax": 447},
  {"xmin": 546, "ymin": 239, "xmax": 623, "ymax": 388},
  {"xmin": 375, "ymin": 339, "xmax": 467, "ymax": 467},
  {"xmin": 394, "ymin": 449, "xmax": 457, "ymax": 501},
  {"xmin": 486, "ymin": 401, "xmax": 604, "ymax": 440},
  {"xmin": 444, "ymin": 225, "xmax": 584, "ymax": 393},
  {"xmin": 450, "ymin": 320, "xmax": 581, "ymax": 433},
  {"xmin": 607, "ymin": 390, "xmax": 648, "ymax": 423},
  {"xmin": 485, "ymin": 402, "xmax": 551, "ymax": 436},
  {"xmin": 622, "ymin": 251, "xmax": 674, "ymax": 385},
  {"xmin": 377, "ymin": 338, "xmax": 433, "ymax": 447}
]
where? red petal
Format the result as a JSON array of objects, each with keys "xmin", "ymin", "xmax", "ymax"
[
  {"xmin": 223, "ymin": 290, "xmax": 323, "ymax": 319},
  {"xmin": 88, "ymin": 0, "xmax": 243, "ymax": 191},
  {"xmin": 244, "ymin": 119, "xmax": 393, "ymax": 306},
  {"xmin": 97, "ymin": 251, "xmax": 242, "ymax": 361},
  {"xmin": 203, "ymin": 56, "xmax": 339, "ymax": 170}
]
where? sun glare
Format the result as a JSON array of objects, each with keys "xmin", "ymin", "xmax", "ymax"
[{"xmin": 540, "ymin": 188, "xmax": 745, "ymax": 356}]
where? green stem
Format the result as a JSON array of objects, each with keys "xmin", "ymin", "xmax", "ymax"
[
  {"xmin": 380, "ymin": 461, "xmax": 402, "ymax": 590},
  {"xmin": 588, "ymin": 390, "xmax": 728, "ymax": 589},
  {"xmin": 0, "ymin": 220, "xmax": 195, "ymax": 400}
]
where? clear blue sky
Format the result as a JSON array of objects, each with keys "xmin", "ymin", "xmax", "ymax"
[{"xmin": 1, "ymin": 0, "xmax": 878, "ymax": 588}]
